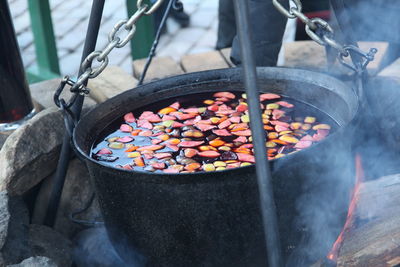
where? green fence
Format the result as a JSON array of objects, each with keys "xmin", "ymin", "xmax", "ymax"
[{"xmin": 25, "ymin": 0, "xmax": 154, "ymax": 83}]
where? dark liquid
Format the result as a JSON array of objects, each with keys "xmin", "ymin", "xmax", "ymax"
[
  {"xmin": 0, "ymin": 0, "xmax": 34, "ymax": 123},
  {"xmin": 91, "ymin": 91, "xmax": 338, "ymax": 173}
]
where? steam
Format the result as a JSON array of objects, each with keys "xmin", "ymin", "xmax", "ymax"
[
  {"xmin": 279, "ymin": 1, "xmax": 400, "ymax": 265},
  {"xmin": 73, "ymin": 227, "xmax": 145, "ymax": 267}
]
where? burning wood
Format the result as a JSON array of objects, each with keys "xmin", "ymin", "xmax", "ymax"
[{"xmin": 322, "ymin": 156, "xmax": 400, "ymax": 267}]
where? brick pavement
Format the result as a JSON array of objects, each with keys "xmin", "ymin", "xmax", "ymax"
[{"xmin": 8, "ymin": 0, "xmax": 219, "ymax": 77}]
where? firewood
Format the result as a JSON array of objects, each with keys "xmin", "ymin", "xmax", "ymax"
[{"xmin": 336, "ymin": 174, "xmax": 400, "ymax": 267}]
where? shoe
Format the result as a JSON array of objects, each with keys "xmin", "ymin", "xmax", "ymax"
[{"xmin": 170, "ymin": 8, "xmax": 190, "ymax": 28}]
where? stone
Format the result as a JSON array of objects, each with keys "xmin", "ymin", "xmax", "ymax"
[
  {"xmin": 283, "ymin": 41, "xmax": 388, "ymax": 74},
  {"xmin": 180, "ymin": 50, "xmax": 229, "ymax": 73},
  {"xmin": 88, "ymin": 65, "xmax": 138, "ymax": 103},
  {"xmin": 219, "ymin": 48, "xmax": 234, "ymax": 67},
  {"xmin": 378, "ymin": 57, "xmax": 400, "ymax": 78},
  {"xmin": 132, "ymin": 56, "xmax": 184, "ymax": 82},
  {"xmin": 0, "ymin": 108, "xmax": 64, "ymax": 196},
  {"xmin": 0, "ymin": 192, "xmax": 10, "ymax": 251},
  {"xmin": 1, "ymin": 193, "xmax": 30, "ymax": 265},
  {"xmin": 7, "ymin": 256, "xmax": 58, "ymax": 267},
  {"xmin": 28, "ymin": 224, "xmax": 72, "ymax": 267},
  {"xmin": 29, "ymin": 78, "xmax": 96, "ymax": 110},
  {"xmin": 0, "ymin": 131, "xmax": 13, "ymax": 151},
  {"xmin": 32, "ymin": 158, "xmax": 102, "ymax": 239},
  {"xmin": 283, "ymin": 41, "xmax": 327, "ymax": 70},
  {"xmin": 358, "ymin": 42, "xmax": 388, "ymax": 72}
]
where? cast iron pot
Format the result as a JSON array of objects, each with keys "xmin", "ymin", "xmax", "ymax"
[{"xmin": 73, "ymin": 67, "xmax": 358, "ymax": 267}]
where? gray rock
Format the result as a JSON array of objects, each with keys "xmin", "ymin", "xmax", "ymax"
[
  {"xmin": 0, "ymin": 192, "xmax": 10, "ymax": 251},
  {"xmin": 33, "ymin": 158, "xmax": 102, "ymax": 239},
  {"xmin": 0, "ymin": 131, "xmax": 13, "ymax": 151},
  {"xmin": 1, "ymin": 196, "xmax": 30, "ymax": 265},
  {"xmin": 0, "ymin": 108, "xmax": 65, "ymax": 196},
  {"xmin": 28, "ymin": 224, "xmax": 72, "ymax": 267},
  {"xmin": 88, "ymin": 65, "xmax": 138, "ymax": 103},
  {"xmin": 7, "ymin": 256, "xmax": 58, "ymax": 267}
]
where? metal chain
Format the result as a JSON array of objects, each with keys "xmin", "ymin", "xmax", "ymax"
[
  {"xmin": 54, "ymin": 0, "xmax": 164, "ymax": 131},
  {"xmin": 54, "ymin": 0, "xmax": 164, "ymax": 103},
  {"xmin": 272, "ymin": 0, "xmax": 377, "ymax": 72}
]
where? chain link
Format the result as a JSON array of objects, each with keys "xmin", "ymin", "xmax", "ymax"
[
  {"xmin": 137, "ymin": 0, "xmax": 164, "ymax": 15},
  {"xmin": 273, "ymin": 0, "xmax": 376, "ymax": 72},
  {"xmin": 62, "ymin": 0, "xmax": 163, "ymax": 95}
]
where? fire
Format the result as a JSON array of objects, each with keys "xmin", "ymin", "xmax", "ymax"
[{"xmin": 327, "ymin": 154, "xmax": 364, "ymax": 262}]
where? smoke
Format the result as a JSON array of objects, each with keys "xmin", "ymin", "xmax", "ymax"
[
  {"xmin": 280, "ymin": 1, "xmax": 400, "ymax": 265},
  {"xmin": 72, "ymin": 227, "xmax": 146, "ymax": 267}
]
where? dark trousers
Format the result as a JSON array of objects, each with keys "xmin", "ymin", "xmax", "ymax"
[
  {"xmin": 217, "ymin": 0, "xmax": 289, "ymax": 66},
  {"xmin": 218, "ymin": 0, "xmax": 400, "ymax": 68}
]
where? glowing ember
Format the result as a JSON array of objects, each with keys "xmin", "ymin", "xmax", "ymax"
[{"xmin": 327, "ymin": 154, "xmax": 365, "ymax": 262}]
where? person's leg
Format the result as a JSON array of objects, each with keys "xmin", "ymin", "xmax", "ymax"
[
  {"xmin": 216, "ymin": 0, "xmax": 236, "ymax": 49},
  {"xmin": 230, "ymin": 0, "xmax": 288, "ymax": 66}
]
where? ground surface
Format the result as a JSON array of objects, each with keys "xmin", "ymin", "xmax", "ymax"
[{"xmin": 8, "ymin": 0, "xmax": 218, "ymax": 76}]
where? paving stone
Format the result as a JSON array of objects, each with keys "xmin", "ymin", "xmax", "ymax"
[
  {"xmin": 21, "ymin": 50, "xmax": 36, "ymax": 69},
  {"xmin": 195, "ymin": 28, "xmax": 217, "ymax": 48},
  {"xmin": 57, "ymin": 30, "xmax": 85, "ymax": 51},
  {"xmin": 59, "ymin": 53, "xmax": 83, "ymax": 76},
  {"xmin": 219, "ymin": 47, "xmax": 234, "ymax": 67},
  {"xmin": 118, "ymin": 56, "xmax": 133, "ymax": 74},
  {"xmin": 283, "ymin": 41, "xmax": 388, "ymax": 73},
  {"xmin": 132, "ymin": 56, "xmax": 184, "ymax": 82},
  {"xmin": 158, "ymin": 34, "xmax": 172, "ymax": 50},
  {"xmin": 283, "ymin": 41, "xmax": 327, "ymax": 70},
  {"xmin": 191, "ymin": 9, "xmax": 217, "ymax": 28},
  {"xmin": 170, "ymin": 27, "xmax": 206, "ymax": 44},
  {"xmin": 198, "ymin": 0, "xmax": 218, "ymax": 9},
  {"xmin": 8, "ymin": 256, "xmax": 58, "ymax": 267},
  {"xmin": 359, "ymin": 41, "xmax": 388, "ymax": 72},
  {"xmin": 12, "ymin": 14, "xmax": 31, "ymax": 33},
  {"xmin": 157, "ymin": 40, "xmax": 193, "ymax": 61},
  {"xmin": 11, "ymin": 0, "xmax": 217, "ymax": 78},
  {"xmin": 0, "ymin": 108, "xmax": 64, "ymax": 196},
  {"xmin": 30, "ymin": 78, "xmax": 96, "ymax": 110},
  {"xmin": 378, "ymin": 56, "xmax": 400, "ymax": 78},
  {"xmin": 180, "ymin": 50, "xmax": 229, "ymax": 73},
  {"xmin": 8, "ymin": 0, "xmax": 27, "ymax": 19},
  {"xmin": 16, "ymin": 30, "xmax": 33, "ymax": 50},
  {"xmin": 188, "ymin": 46, "xmax": 213, "ymax": 55},
  {"xmin": 88, "ymin": 65, "xmax": 138, "ymax": 103},
  {"xmin": 183, "ymin": 1, "xmax": 199, "ymax": 15}
]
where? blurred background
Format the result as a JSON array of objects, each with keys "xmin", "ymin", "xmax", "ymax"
[{"xmin": 8, "ymin": 0, "xmax": 218, "ymax": 80}]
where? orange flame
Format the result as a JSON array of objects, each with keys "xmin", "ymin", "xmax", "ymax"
[{"xmin": 327, "ymin": 153, "xmax": 364, "ymax": 262}]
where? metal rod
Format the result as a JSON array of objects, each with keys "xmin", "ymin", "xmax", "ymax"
[
  {"xmin": 232, "ymin": 1, "xmax": 282, "ymax": 266},
  {"xmin": 138, "ymin": 0, "xmax": 175, "ymax": 85},
  {"xmin": 44, "ymin": 0, "xmax": 105, "ymax": 227}
]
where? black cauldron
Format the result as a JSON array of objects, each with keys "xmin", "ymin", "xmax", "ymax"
[{"xmin": 73, "ymin": 67, "xmax": 358, "ymax": 266}]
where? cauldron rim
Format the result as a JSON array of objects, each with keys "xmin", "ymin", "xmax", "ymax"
[{"xmin": 73, "ymin": 67, "xmax": 358, "ymax": 181}]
